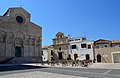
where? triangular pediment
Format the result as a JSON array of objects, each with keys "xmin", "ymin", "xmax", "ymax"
[{"xmin": 3, "ymin": 7, "xmax": 30, "ymax": 17}]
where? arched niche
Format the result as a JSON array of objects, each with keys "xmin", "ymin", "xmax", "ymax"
[
  {"xmin": 0, "ymin": 32, "xmax": 7, "ymax": 43},
  {"xmin": 24, "ymin": 35, "xmax": 30, "ymax": 45},
  {"xmin": 7, "ymin": 32, "xmax": 14, "ymax": 44},
  {"xmin": 30, "ymin": 37, "xmax": 35, "ymax": 46},
  {"xmin": 15, "ymin": 38, "xmax": 23, "ymax": 47},
  {"xmin": 36, "ymin": 36, "xmax": 40, "ymax": 46},
  {"xmin": 16, "ymin": 32, "xmax": 24, "ymax": 39}
]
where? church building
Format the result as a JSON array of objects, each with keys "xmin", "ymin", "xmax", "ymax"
[
  {"xmin": 52, "ymin": 32, "xmax": 69, "ymax": 61},
  {"xmin": 0, "ymin": 7, "xmax": 42, "ymax": 63}
]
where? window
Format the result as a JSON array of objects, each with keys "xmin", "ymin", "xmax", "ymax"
[
  {"xmin": 81, "ymin": 44, "xmax": 87, "ymax": 48},
  {"xmin": 58, "ymin": 35, "xmax": 62, "ymax": 39},
  {"xmin": 88, "ymin": 45, "xmax": 91, "ymax": 49},
  {"xmin": 71, "ymin": 45, "xmax": 76, "ymax": 49},
  {"xmin": 16, "ymin": 16, "xmax": 23, "ymax": 23},
  {"xmin": 51, "ymin": 50, "xmax": 53, "ymax": 55},
  {"xmin": 60, "ymin": 36, "xmax": 62, "ymax": 38}
]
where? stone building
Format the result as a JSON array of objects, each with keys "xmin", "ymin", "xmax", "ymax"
[
  {"xmin": 52, "ymin": 32, "xmax": 69, "ymax": 60},
  {"xmin": 69, "ymin": 37, "xmax": 94, "ymax": 62},
  {"xmin": 0, "ymin": 7, "xmax": 42, "ymax": 63},
  {"xmin": 94, "ymin": 39, "xmax": 120, "ymax": 63},
  {"xmin": 42, "ymin": 32, "xmax": 69, "ymax": 62}
]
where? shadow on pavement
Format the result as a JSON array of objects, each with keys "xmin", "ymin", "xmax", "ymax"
[{"xmin": 0, "ymin": 65, "xmax": 48, "ymax": 72}]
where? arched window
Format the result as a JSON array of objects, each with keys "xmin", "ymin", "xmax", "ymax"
[{"xmin": 0, "ymin": 32, "xmax": 6, "ymax": 43}]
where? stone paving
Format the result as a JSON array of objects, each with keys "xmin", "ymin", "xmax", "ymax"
[
  {"xmin": 88, "ymin": 63, "xmax": 120, "ymax": 69},
  {"xmin": 0, "ymin": 63, "xmax": 120, "ymax": 78},
  {"xmin": 25, "ymin": 63, "xmax": 120, "ymax": 69},
  {"xmin": 0, "ymin": 71, "xmax": 87, "ymax": 78}
]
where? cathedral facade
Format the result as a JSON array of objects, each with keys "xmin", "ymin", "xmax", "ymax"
[{"xmin": 0, "ymin": 7, "xmax": 42, "ymax": 63}]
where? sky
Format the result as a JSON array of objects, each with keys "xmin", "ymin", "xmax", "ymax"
[{"xmin": 0, "ymin": 0, "xmax": 120, "ymax": 46}]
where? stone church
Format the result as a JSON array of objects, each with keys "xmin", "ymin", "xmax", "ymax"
[
  {"xmin": 0, "ymin": 7, "xmax": 42, "ymax": 63},
  {"xmin": 52, "ymin": 32, "xmax": 69, "ymax": 61}
]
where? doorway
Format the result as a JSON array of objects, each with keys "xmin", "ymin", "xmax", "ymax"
[
  {"xmin": 97, "ymin": 54, "xmax": 101, "ymax": 62},
  {"xmin": 86, "ymin": 54, "xmax": 90, "ymax": 60},
  {"xmin": 74, "ymin": 54, "xmax": 78, "ymax": 61},
  {"xmin": 15, "ymin": 46, "xmax": 21, "ymax": 57},
  {"xmin": 58, "ymin": 52, "xmax": 63, "ymax": 60}
]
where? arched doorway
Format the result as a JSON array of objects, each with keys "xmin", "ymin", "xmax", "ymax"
[
  {"xmin": 74, "ymin": 54, "xmax": 78, "ymax": 61},
  {"xmin": 97, "ymin": 54, "xmax": 101, "ymax": 62},
  {"xmin": 86, "ymin": 54, "xmax": 90, "ymax": 60},
  {"xmin": 15, "ymin": 38, "xmax": 23, "ymax": 57}
]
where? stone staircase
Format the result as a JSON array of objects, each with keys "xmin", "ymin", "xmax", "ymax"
[
  {"xmin": 0, "ymin": 57, "xmax": 14, "ymax": 64},
  {"xmin": 12, "ymin": 57, "xmax": 42, "ymax": 64}
]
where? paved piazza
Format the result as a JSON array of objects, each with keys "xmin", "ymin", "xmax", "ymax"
[
  {"xmin": 0, "ymin": 64, "xmax": 120, "ymax": 78},
  {"xmin": 0, "ymin": 71, "xmax": 87, "ymax": 78}
]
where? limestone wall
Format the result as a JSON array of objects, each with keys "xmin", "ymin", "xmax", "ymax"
[{"xmin": 95, "ymin": 47, "xmax": 120, "ymax": 63}]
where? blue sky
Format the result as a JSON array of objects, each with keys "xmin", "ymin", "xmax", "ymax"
[{"xmin": 1, "ymin": 0, "xmax": 120, "ymax": 46}]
